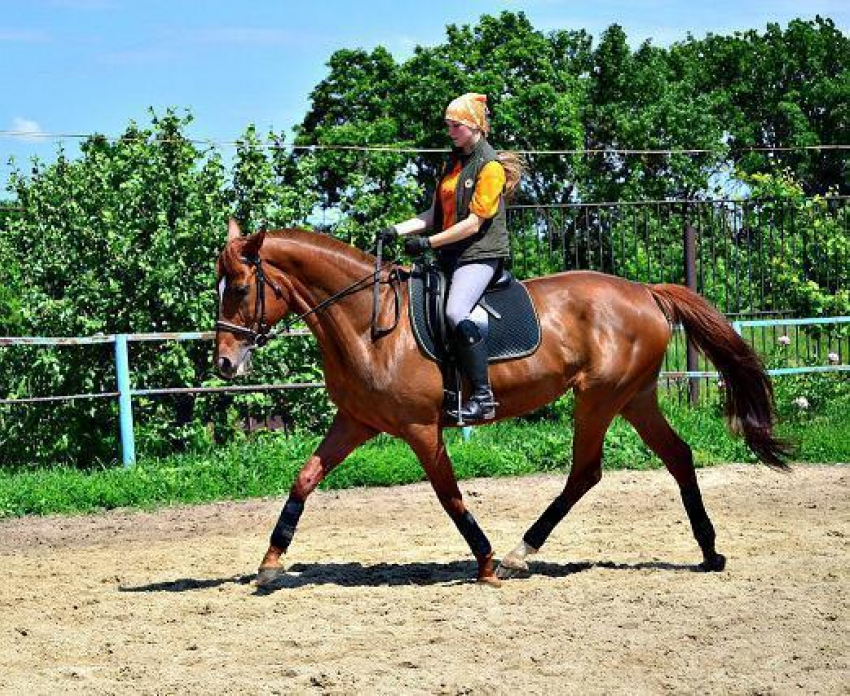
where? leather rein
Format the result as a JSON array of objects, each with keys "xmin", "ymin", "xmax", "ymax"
[{"xmin": 215, "ymin": 240, "xmax": 401, "ymax": 348}]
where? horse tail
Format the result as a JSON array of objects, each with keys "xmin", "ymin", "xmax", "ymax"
[{"xmin": 649, "ymin": 283, "xmax": 791, "ymax": 470}]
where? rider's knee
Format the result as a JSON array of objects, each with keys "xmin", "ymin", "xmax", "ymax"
[
  {"xmin": 453, "ymin": 318, "xmax": 481, "ymax": 344},
  {"xmin": 445, "ymin": 308, "xmax": 466, "ymax": 330}
]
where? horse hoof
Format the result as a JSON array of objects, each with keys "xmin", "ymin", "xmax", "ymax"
[
  {"xmin": 495, "ymin": 556, "xmax": 530, "ymax": 580},
  {"xmin": 698, "ymin": 553, "xmax": 726, "ymax": 572},
  {"xmin": 255, "ymin": 564, "xmax": 287, "ymax": 587},
  {"xmin": 477, "ymin": 574, "xmax": 503, "ymax": 588}
]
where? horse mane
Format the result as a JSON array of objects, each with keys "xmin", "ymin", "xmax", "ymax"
[{"xmin": 221, "ymin": 228, "xmax": 376, "ymax": 278}]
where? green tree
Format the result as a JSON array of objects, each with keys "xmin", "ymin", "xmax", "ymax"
[
  {"xmin": 1, "ymin": 111, "xmax": 231, "ymax": 464},
  {"xmin": 679, "ymin": 16, "xmax": 849, "ymax": 194},
  {"xmin": 294, "ymin": 11, "xmax": 589, "ymax": 220},
  {"xmin": 0, "ymin": 204, "xmax": 23, "ymax": 334},
  {"xmin": 583, "ymin": 26, "xmax": 727, "ymax": 201}
]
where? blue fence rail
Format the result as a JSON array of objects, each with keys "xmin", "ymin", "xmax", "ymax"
[
  {"xmin": 0, "ymin": 317, "xmax": 847, "ymax": 467},
  {"xmin": 0, "ymin": 330, "xmax": 320, "ymax": 468}
]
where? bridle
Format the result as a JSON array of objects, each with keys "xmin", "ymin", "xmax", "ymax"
[
  {"xmin": 215, "ymin": 254, "xmax": 284, "ymax": 348},
  {"xmin": 215, "ymin": 242, "xmax": 401, "ymax": 348}
]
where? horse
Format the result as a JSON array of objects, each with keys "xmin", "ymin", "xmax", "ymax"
[{"xmin": 214, "ymin": 219, "xmax": 789, "ymax": 587}]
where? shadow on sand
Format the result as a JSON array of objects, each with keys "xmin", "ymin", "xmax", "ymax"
[{"xmin": 119, "ymin": 557, "xmax": 703, "ymax": 595}]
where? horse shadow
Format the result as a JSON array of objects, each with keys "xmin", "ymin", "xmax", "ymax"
[{"xmin": 118, "ymin": 558, "xmax": 702, "ymax": 595}]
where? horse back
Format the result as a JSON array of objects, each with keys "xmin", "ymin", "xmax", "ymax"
[{"xmin": 525, "ymin": 270, "xmax": 667, "ymax": 328}]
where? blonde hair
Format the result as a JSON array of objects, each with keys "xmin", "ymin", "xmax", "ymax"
[{"xmin": 497, "ymin": 150, "xmax": 526, "ymax": 199}]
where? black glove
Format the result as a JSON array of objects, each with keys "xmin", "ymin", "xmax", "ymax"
[
  {"xmin": 404, "ymin": 236, "xmax": 431, "ymax": 256},
  {"xmin": 377, "ymin": 227, "xmax": 398, "ymax": 244}
]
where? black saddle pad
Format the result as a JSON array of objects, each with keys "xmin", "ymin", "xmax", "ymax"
[{"xmin": 408, "ymin": 265, "xmax": 542, "ymax": 363}]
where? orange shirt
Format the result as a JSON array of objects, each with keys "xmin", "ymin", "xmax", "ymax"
[{"xmin": 438, "ymin": 160, "xmax": 506, "ymax": 230}]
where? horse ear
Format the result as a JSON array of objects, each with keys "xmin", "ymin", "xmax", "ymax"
[
  {"xmin": 227, "ymin": 218, "xmax": 242, "ymax": 241},
  {"xmin": 242, "ymin": 230, "xmax": 266, "ymax": 259}
]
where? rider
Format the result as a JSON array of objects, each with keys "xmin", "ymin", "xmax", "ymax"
[{"xmin": 380, "ymin": 92, "xmax": 523, "ymax": 422}]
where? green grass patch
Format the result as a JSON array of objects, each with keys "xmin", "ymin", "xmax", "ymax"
[{"xmin": 0, "ymin": 401, "xmax": 847, "ymax": 519}]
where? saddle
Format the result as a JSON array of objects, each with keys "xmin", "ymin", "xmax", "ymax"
[{"xmin": 407, "ymin": 262, "xmax": 542, "ymax": 364}]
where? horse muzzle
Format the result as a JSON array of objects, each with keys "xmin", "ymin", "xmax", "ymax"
[{"xmin": 216, "ymin": 348, "xmax": 253, "ymax": 379}]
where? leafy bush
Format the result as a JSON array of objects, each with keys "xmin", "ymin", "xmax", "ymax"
[{"xmin": 0, "ymin": 112, "xmax": 330, "ymax": 465}]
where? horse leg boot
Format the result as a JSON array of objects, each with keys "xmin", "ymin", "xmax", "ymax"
[
  {"xmin": 453, "ymin": 508, "xmax": 500, "ymax": 586},
  {"xmin": 257, "ymin": 413, "xmax": 377, "ymax": 586},
  {"xmin": 406, "ymin": 425, "xmax": 501, "ymax": 586},
  {"xmin": 446, "ymin": 319, "xmax": 495, "ymax": 423},
  {"xmin": 497, "ymin": 394, "xmax": 614, "ymax": 579},
  {"xmin": 497, "ymin": 468, "xmax": 601, "ymax": 579},
  {"xmin": 681, "ymin": 483, "xmax": 725, "ymax": 572},
  {"xmin": 621, "ymin": 389, "xmax": 725, "ymax": 571}
]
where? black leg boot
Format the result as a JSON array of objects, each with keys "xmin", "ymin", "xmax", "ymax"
[{"xmin": 446, "ymin": 319, "xmax": 496, "ymax": 423}]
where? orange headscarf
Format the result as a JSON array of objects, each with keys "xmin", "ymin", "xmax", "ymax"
[{"xmin": 444, "ymin": 93, "xmax": 490, "ymax": 135}]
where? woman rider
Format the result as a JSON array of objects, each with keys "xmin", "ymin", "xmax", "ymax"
[{"xmin": 380, "ymin": 92, "xmax": 523, "ymax": 423}]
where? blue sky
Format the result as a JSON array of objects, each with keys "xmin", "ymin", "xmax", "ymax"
[{"xmin": 2, "ymin": 0, "xmax": 847, "ymax": 186}]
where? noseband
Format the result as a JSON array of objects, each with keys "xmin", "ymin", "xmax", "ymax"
[{"xmin": 215, "ymin": 248, "xmax": 401, "ymax": 348}]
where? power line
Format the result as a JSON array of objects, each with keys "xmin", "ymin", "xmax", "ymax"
[{"xmin": 0, "ymin": 130, "xmax": 848, "ymax": 157}]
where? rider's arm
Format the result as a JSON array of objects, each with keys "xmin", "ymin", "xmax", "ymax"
[
  {"xmin": 427, "ymin": 212, "xmax": 483, "ymax": 248},
  {"xmin": 392, "ymin": 202, "xmax": 434, "ymax": 236}
]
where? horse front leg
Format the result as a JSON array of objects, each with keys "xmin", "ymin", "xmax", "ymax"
[
  {"xmin": 405, "ymin": 424, "xmax": 501, "ymax": 587},
  {"xmin": 256, "ymin": 411, "xmax": 377, "ymax": 586}
]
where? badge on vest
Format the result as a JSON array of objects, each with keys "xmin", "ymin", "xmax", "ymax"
[{"xmin": 464, "ymin": 178, "xmax": 474, "ymax": 189}]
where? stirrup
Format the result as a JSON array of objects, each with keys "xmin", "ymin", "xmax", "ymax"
[{"xmin": 447, "ymin": 390, "xmax": 497, "ymax": 424}]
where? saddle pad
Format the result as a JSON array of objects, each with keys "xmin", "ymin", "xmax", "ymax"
[{"xmin": 408, "ymin": 268, "xmax": 542, "ymax": 364}]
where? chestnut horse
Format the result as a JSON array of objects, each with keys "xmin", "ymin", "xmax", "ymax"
[{"xmin": 215, "ymin": 220, "xmax": 788, "ymax": 587}]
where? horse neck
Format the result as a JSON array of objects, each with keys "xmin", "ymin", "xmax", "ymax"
[{"xmin": 265, "ymin": 233, "xmax": 377, "ymax": 361}]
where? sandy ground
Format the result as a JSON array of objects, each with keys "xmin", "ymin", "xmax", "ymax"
[{"xmin": 0, "ymin": 464, "xmax": 846, "ymax": 695}]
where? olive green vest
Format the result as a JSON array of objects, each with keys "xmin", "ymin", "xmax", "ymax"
[{"xmin": 431, "ymin": 137, "xmax": 509, "ymax": 269}]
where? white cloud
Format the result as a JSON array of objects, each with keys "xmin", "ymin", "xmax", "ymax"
[
  {"xmin": 9, "ymin": 118, "xmax": 48, "ymax": 141},
  {"xmin": 171, "ymin": 27, "xmax": 313, "ymax": 47},
  {"xmin": 99, "ymin": 46, "xmax": 172, "ymax": 66}
]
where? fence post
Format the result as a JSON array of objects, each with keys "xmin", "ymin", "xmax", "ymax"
[
  {"xmin": 683, "ymin": 216, "xmax": 700, "ymax": 406},
  {"xmin": 114, "ymin": 334, "xmax": 136, "ymax": 468}
]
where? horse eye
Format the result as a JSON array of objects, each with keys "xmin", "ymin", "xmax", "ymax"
[{"xmin": 231, "ymin": 284, "xmax": 250, "ymax": 297}]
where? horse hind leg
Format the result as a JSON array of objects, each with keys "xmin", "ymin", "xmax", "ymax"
[
  {"xmin": 621, "ymin": 389, "xmax": 726, "ymax": 572},
  {"xmin": 497, "ymin": 389, "xmax": 619, "ymax": 579}
]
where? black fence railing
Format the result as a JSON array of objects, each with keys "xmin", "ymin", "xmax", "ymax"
[
  {"xmin": 507, "ymin": 197, "xmax": 849, "ymax": 404},
  {"xmin": 507, "ymin": 196, "xmax": 849, "ymax": 318}
]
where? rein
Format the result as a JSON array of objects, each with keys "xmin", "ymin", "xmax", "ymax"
[
  {"xmin": 216, "ymin": 245, "xmax": 401, "ymax": 348},
  {"xmin": 370, "ymin": 236, "xmax": 402, "ymax": 339}
]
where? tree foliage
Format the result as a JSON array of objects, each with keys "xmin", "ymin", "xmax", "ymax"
[
  {"xmin": 294, "ymin": 12, "xmax": 847, "ymax": 204},
  {"xmin": 0, "ymin": 12, "xmax": 847, "ymax": 466},
  {"xmin": 677, "ymin": 17, "xmax": 849, "ymax": 195},
  {"xmin": 0, "ymin": 111, "xmax": 323, "ymax": 465}
]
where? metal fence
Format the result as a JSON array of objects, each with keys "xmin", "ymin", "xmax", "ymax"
[
  {"xmin": 507, "ymin": 196, "xmax": 848, "ymax": 316},
  {"xmin": 1, "ymin": 196, "xmax": 847, "ymax": 465},
  {"xmin": 507, "ymin": 196, "xmax": 849, "ymax": 403},
  {"xmin": 1, "ymin": 317, "xmax": 847, "ymax": 467},
  {"xmin": 0, "ymin": 332, "xmax": 321, "ymax": 467}
]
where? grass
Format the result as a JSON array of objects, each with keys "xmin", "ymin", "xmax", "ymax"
[{"xmin": 0, "ymin": 398, "xmax": 847, "ymax": 519}]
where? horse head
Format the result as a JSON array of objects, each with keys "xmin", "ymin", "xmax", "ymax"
[{"xmin": 215, "ymin": 218, "xmax": 290, "ymax": 378}]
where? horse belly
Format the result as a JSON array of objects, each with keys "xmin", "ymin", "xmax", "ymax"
[{"xmin": 489, "ymin": 344, "xmax": 580, "ymax": 421}]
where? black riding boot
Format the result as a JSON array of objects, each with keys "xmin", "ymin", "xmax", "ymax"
[{"xmin": 447, "ymin": 319, "xmax": 496, "ymax": 423}]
